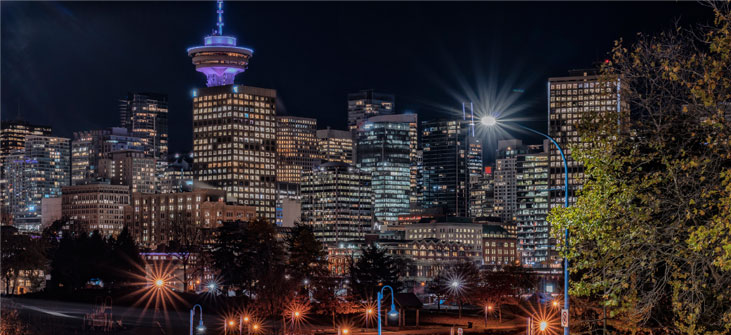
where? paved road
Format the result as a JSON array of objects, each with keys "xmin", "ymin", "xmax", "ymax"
[{"xmin": 3, "ymin": 297, "xmax": 524, "ymax": 335}]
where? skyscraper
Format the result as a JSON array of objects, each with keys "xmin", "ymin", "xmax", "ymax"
[
  {"xmin": 493, "ymin": 139, "xmax": 522, "ymax": 222},
  {"xmin": 470, "ymin": 166, "xmax": 495, "ymax": 218},
  {"xmin": 356, "ymin": 114, "xmax": 414, "ymax": 227},
  {"xmin": 316, "ymin": 128, "xmax": 353, "ymax": 164},
  {"xmin": 547, "ymin": 70, "xmax": 624, "ymax": 208},
  {"xmin": 0, "ymin": 120, "xmax": 52, "ymax": 159},
  {"xmin": 276, "ymin": 116, "xmax": 320, "ymax": 184},
  {"xmin": 514, "ymin": 141, "xmax": 552, "ymax": 267},
  {"xmin": 347, "ymin": 90, "xmax": 395, "ymax": 131},
  {"xmin": 71, "ymin": 127, "xmax": 145, "ymax": 185},
  {"xmin": 301, "ymin": 162, "xmax": 372, "ymax": 244},
  {"xmin": 119, "ymin": 93, "xmax": 169, "ymax": 164},
  {"xmin": 189, "ymin": 1, "xmax": 276, "ymax": 220},
  {"xmin": 0, "ymin": 120, "xmax": 52, "ymax": 219},
  {"xmin": 4, "ymin": 136, "xmax": 70, "ymax": 231},
  {"xmin": 421, "ymin": 119, "xmax": 482, "ymax": 217}
]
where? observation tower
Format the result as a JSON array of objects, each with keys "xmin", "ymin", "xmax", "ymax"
[{"xmin": 187, "ymin": 0, "xmax": 253, "ymax": 87}]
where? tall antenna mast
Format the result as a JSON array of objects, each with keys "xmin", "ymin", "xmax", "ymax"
[{"xmin": 216, "ymin": 0, "xmax": 224, "ymax": 36}]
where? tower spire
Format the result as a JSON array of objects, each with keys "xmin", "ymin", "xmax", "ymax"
[{"xmin": 216, "ymin": 0, "xmax": 224, "ymax": 36}]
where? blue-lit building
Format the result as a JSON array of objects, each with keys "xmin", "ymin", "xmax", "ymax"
[
  {"xmin": 356, "ymin": 114, "xmax": 415, "ymax": 228},
  {"xmin": 4, "ymin": 136, "xmax": 70, "ymax": 231}
]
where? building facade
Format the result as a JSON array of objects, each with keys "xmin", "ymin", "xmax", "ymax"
[
  {"xmin": 98, "ymin": 150, "xmax": 156, "ymax": 194},
  {"xmin": 4, "ymin": 136, "xmax": 70, "ymax": 231},
  {"xmin": 356, "ymin": 115, "xmax": 414, "ymax": 228},
  {"xmin": 482, "ymin": 225, "xmax": 518, "ymax": 266},
  {"xmin": 71, "ymin": 127, "xmax": 145, "ymax": 185},
  {"xmin": 61, "ymin": 183, "xmax": 130, "ymax": 237},
  {"xmin": 317, "ymin": 128, "xmax": 353, "ymax": 165},
  {"xmin": 347, "ymin": 90, "xmax": 395, "ymax": 131},
  {"xmin": 276, "ymin": 116, "xmax": 320, "ymax": 184},
  {"xmin": 421, "ymin": 119, "xmax": 482, "ymax": 217},
  {"xmin": 547, "ymin": 71, "xmax": 624, "ymax": 208},
  {"xmin": 402, "ymin": 219, "xmax": 483, "ymax": 258},
  {"xmin": 0, "ymin": 120, "xmax": 52, "ymax": 221},
  {"xmin": 125, "ymin": 189, "xmax": 257, "ymax": 248},
  {"xmin": 119, "ymin": 92, "xmax": 169, "ymax": 164},
  {"xmin": 301, "ymin": 162, "xmax": 373, "ymax": 244}
]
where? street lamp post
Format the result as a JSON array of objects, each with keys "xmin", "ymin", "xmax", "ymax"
[
  {"xmin": 377, "ymin": 285, "xmax": 399, "ymax": 335},
  {"xmin": 189, "ymin": 304, "xmax": 206, "ymax": 335},
  {"xmin": 480, "ymin": 116, "xmax": 570, "ymax": 335}
]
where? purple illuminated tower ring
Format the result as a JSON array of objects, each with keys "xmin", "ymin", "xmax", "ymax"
[{"xmin": 188, "ymin": 0, "xmax": 253, "ymax": 87}]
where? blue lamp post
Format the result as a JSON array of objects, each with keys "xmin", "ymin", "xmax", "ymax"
[
  {"xmin": 377, "ymin": 285, "xmax": 399, "ymax": 335},
  {"xmin": 480, "ymin": 115, "xmax": 570, "ymax": 335},
  {"xmin": 190, "ymin": 304, "xmax": 206, "ymax": 335}
]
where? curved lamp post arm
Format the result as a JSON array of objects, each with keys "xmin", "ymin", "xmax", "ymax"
[
  {"xmin": 515, "ymin": 123, "xmax": 570, "ymax": 335},
  {"xmin": 190, "ymin": 304, "xmax": 205, "ymax": 335},
  {"xmin": 377, "ymin": 285, "xmax": 398, "ymax": 335}
]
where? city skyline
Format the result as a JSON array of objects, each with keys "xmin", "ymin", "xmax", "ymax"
[{"xmin": 0, "ymin": 1, "xmax": 713, "ymax": 160}]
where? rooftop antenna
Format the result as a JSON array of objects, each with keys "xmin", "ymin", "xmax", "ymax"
[{"xmin": 216, "ymin": 0, "xmax": 224, "ymax": 36}]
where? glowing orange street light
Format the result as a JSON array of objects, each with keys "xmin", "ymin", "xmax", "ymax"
[
  {"xmin": 154, "ymin": 279, "xmax": 165, "ymax": 288},
  {"xmin": 243, "ymin": 316, "xmax": 250, "ymax": 323},
  {"xmin": 539, "ymin": 320, "xmax": 548, "ymax": 332},
  {"xmin": 229, "ymin": 320, "xmax": 235, "ymax": 327},
  {"xmin": 488, "ymin": 305, "xmax": 493, "ymax": 311},
  {"xmin": 253, "ymin": 324, "xmax": 259, "ymax": 331},
  {"xmin": 367, "ymin": 309, "xmax": 373, "ymax": 314},
  {"xmin": 342, "ymin": 328, "xmax": 349, "ymax": 334},
  {"xmin": 294, "ymin": 311, "xmax": 300, "ymax": 318},
  {"xmin": 552, "ymin": 300, "xmax": 559, "ymax": 308}
]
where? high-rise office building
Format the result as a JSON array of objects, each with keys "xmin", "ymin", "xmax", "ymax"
[
  {"xmin": 547, "ymin": 70, "xmax": 624, "ymax": 208},
  {"xmin": 301, "ymin": 162, "xmax": 372, "ymax": 244},
  {"xmin": 71, "ymin": 127, "xmax": 145, "ymax": 185},
  {"xmin": 317, "ymin": 128, "xmax": 353, "ymax": 164},
  {"xmin": 421, "ymin": 119, "xmax": 482, "ymax": 217},
  {"xmin": 0, "ymin": 120, "xmax": 52, "ymax": 220},
  {"xmin": 189, "ymin": 1, "xmax": 276, "ymax": 220},
  {"xmin": 98, "ymin": 150, "xmax": 156, "ymax": 194},
  {"xmin": 356, "ymin": 114, "xmax": 414, "ymax": 227},
  {"xmin": 0, "ymin": 120, "xmax": 52, "ymax": 159},
  {"xmin": 514, "ymin": 141, "xmax": 553, "ymax": 267},
  {"xmin": 347, "ymin": 90, "xmax": 395, "ymax": 131},
  {"xmin": 470, "ymin": 166, "xmax": 495, "ymax": 218},
  {"xmin": 119, "ymin": 92, "xmax": 169, "ymax": 192},
  {"xmin": 276, "ymin": 116, "xmax": 320, "ymax": 184},
  {"xmin": 4, "ymin": 136, "xmax": 70, "ymax": 231},
  {"xmin": 493, "ymin": 139, "xmax": 523, "ymax": 222},
  {"xmin": 61, "ymin": 183, "xmax": 130, "ymax": 237},
  {"xmin": 119, "ymin": 93, "xmax": 169, "ymax": 162}
]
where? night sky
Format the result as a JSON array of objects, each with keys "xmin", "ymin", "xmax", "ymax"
[{"xmin": 0, "ymin": 1, "xmax": 714, "ymax": 161}]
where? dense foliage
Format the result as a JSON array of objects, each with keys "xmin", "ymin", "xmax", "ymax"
[{"xmin": 549, "ymin": 3, "xmax": 731, "ymax": 334}]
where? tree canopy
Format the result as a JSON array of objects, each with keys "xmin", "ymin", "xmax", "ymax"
[{"xmin": 549, "ymin": 3, "xmax": 731, "ymax": 334}]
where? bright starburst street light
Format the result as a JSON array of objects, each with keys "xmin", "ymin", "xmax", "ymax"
[
  {"xmin": 451, "ymin": 280, "xmax": 461, "ymax": 288},
  {"xmin": 539, "ymin": 320, "xmax": 548, "ymax": 332},
  {"xmin": 154, "ymin": 279, "xmax": 165, "ymax": 288},
  {"xmin": 480, "ymin": 115, "xmax": 497, "ymax": 126}
]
